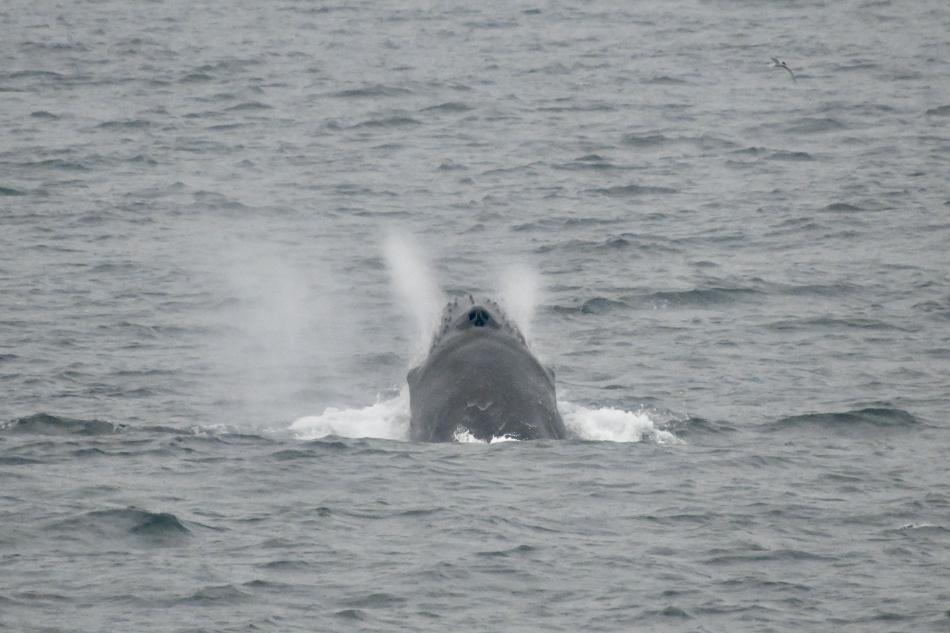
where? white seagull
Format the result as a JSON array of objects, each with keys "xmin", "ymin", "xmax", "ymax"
[{"xmin": 769, "ymin": 57, "xmax": 797, "ymax": 82}]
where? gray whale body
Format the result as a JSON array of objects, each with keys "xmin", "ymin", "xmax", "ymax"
[{"xmin": 408, "ymin": 297, "xmax": 566, "ymax": 442}]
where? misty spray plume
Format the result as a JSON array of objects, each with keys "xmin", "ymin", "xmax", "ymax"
[
  {"xmin": 383, "ymin": 232, "xmax": 444, "ymax": 362},
  {"xmin": 497, "ymin": 264, "xmax": 541, "ymax": 343}
]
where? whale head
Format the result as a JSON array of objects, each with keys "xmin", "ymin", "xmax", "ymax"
[
  {"xmin": 407, "ymin": 294, "xmax": 564, "ymax": 442},
  {"xmin": 427, "ymin": 295, "xmax": 526, "ymax": 353}
]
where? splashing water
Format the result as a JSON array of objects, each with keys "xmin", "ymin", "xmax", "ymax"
[
  {"xmin": 289, "ymin": 390, "xmax": 410, "ymax": 441},
  {"xmin": 289, "ymin": 395, "xmax": 679, "ymax": 444},
  {"xmin": 383, "ymin": 232, "xmax": 444, "ymax": 362},
  {"xmin": 452, "ymin": 428, "xmax": 523, "ymax": 443},
  {"xmin": 560, "ymin": 401, "xmax": 682, "ymax": 444},
  {"xmin": 452, "ymin": 428, "xmax": 487, "ymax": 443}
]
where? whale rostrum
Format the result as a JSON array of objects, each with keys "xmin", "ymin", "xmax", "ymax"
[{"xmin": 408, "ymin": 296, "xmax": 566, "ymax": 442}]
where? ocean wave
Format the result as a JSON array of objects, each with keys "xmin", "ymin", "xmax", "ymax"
[
  {"xmin": 225, "ymin": 101, "xmax": 273, "ymax": 112},
  {"xmin": 554, "ymin": 154, "xmax": 628, "ymax": 171},
  {"xmin": 421, "ymin": 101, "xmax": 473, "ymax": 113},
  {"xmin": 176, "ymin": 584, "xmax": 249, "ymax": 605},
  {"xmin": 536, "ymin": 100, "xmax": 616, "ymax": 112},
  {"xmin": 0, "ymin": 456, "xmax": 44, "ymax": 465},
  {"xmin": 20, "ymin": 40, "xmax": 89, "ymax": 52},
  {"xmin": 833, "ymin": 60, "xmax": 879, "ymax": 72},
  {"xmin": 515, "ymin": 216, "xmax": 620, "ymax": 233},
  {"xmin": 913, "ymin": 300, "xmax": 950, "ymax": 321},
  {"xmin": 643, "ymin": 287, "xmax": 762, "ymax": 307},
  {"xmin": 729, "ymin": 147, "xmax": 816, "ymax": 162},
  {"xmin": 766, "ymin": 316, "xmax": 912, "ymax": 332},
  {"xmin": 19, "ymin": 158, "xmax": 91, "ymax": 171},
  {"xmin": 642, "ymin": 75, "xmax": 688, "ymax": 85},
  {"xmin": 242, "ymin": 579, "xmax": 295, "ymax": 591},
  {"xmin": 664, "ymin": 416, "xmax": 738, "ymax": 437},
  {"xmin": 259, "ymin": 559, "xmax": 312, "ymax": 571},
  {"xmin": 552, "ymin": 297, "xmax": 630, "ymax": 315},
  {"xmin": 339, "ymin": 592, "xmax": 407, "ymax": 609},
  {"xmin": 621, "ymin": 132, "xmax": 737, "ymax": 151},
  {"xmin": 762, "ymin": 407, "xmax": 920, "ymax": 434},
  {"xmin": 773, "ymin": 282, "xmax": 863, "ymax": 297},
  {"xmin": 352, "ymin": 115, "xmax": 421, "ymax": 129},
  {"xmin": 128, "ymin": 510, "xmax": 192, "ymax": 536},
  {"xmin": 270, "ymin": 440, "xmax": 351, "ymax": 459},
  {"xmin": 3, "ymin": 70, "xmax": 66, "ymax": 80},
  {"xmin": 476, "ymin": 544, "xmax": 537, "ymax": 558},
  {"xmin": 704, "ymin": 547, "xmax": 831, "ymax": 565},
  {"xmin": 822, "ymin": 202, "xmax": 865, "ymax": 212},
  {"xmin": 96, "ymin": 119, "xmax": 152, "ymax": 130},
  {"xmin": 784, "ymin": 117, "xmax": 847, "ymax": 134},
  {"xmin": 51, "ymin": 507, "xmax": 192, "ymax": 542},
  {"xmin": 331, "ymin": 84, "xmax": 412, "ymax": 98},
  {"xmin": 892, "ymin": 523, "xmax": 950, "ymax": 534},
  {"xmin": 0, "ymin": 594, "xmax": 22, "ymax": 606},
  {"xmin": 0, "ymin": 414, "xmax": 271, "ymax": 445},
  {"xmin": 333, "ymin": 608, "xmax": 366, "ymax": 621},
  {"xmin": 179, "ymin": 71, "xmax": 213, "ymax": 83},
  {"xmin": 2, "ymin": 413, "xmax": 124, "ymax": 436},
  {"xmin": 588, "ymin": 183, "xmax": 678, "ymax": 197},
  {"xmin": 768, "ymin": 150, "xmax": 815, "ymax": 161},
  {"xmin": 621, "ymin": 132, "xmax": 669, "ymax": 147}
]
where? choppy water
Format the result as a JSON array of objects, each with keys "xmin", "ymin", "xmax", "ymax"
[{"xmin": 2, "ymin": 0, "xmax": 950, "ymax": 630}]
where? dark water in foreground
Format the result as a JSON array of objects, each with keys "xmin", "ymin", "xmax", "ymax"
[
  {"xmin": 3, "ymin": 411, "xmax": 949, "ymax": 632},
  {"xmin": 2, "ymin": 0, "xmax": 950, "ymax": 630}
]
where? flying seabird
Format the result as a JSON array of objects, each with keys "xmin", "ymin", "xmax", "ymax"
[{"xmin": 769, "ymin": 57, "xmax": 797, "ymax": 82}]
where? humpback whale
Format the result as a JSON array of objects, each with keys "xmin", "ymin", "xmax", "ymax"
[{"xmin": 407, "ymin": 296, "xmax": 567, "ymax": 442}]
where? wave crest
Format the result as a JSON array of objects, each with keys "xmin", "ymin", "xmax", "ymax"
[
  {"xmin": 764, "ymin": 407, "xmax": 920, "ymax": 434},
  {"xmin": 1, "ymin": 413, "xmax": 123, "ymax": 436}
]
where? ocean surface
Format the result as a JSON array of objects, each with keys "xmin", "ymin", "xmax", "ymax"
[{"xmin": 2, "ymin": 0, "xmax": 950, "ymax": 630}]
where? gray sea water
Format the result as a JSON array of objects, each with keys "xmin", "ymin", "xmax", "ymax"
[{"xmin": 3, "ymin": 0, "xmax": 950, "ymax": 631}]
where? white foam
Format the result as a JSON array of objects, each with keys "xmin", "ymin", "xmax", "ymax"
[
  {"xmin": 288, "ymin": 395, "xmax": 679, "ymax": 444},
  {"xmin": 452, "ymin": 428, "xmax": 483, "ymax": 443},
  {"xmin": 289, "ymin": 390, "xmax": 410, "ymax": 441},
  {"xmin": 451, "ymin": 428, "xmax": 523, "ymax": 443},
  {"xmin": 560, "ymin": 401, "xmax": 682, "ymax": 444}
]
